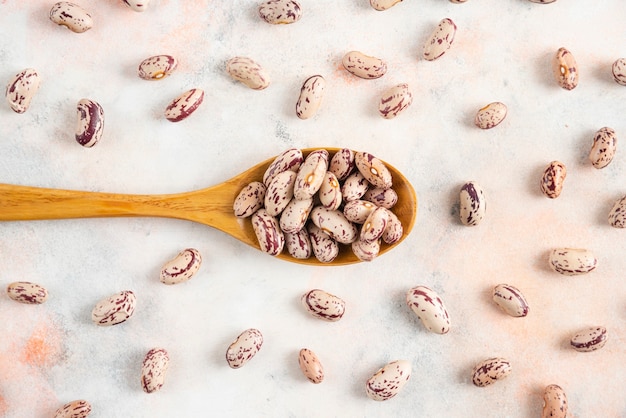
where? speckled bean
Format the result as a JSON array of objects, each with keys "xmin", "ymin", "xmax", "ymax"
[
  {"xmin": 310, "ymin": 206, "xmax": 358, "ymax": 244},
  {"xmin": 307, "ymin": 223, "xmax": 339, "ymax": 263},
  {"xmin": 548, "ymin": 248, "xmax": 597, "ymax": 275},
  {"xmin": 318, "ymin": 172, "xmax": 342, "ymax": 210},
  {"xmin": 530, "ymin": 0, "xmax": 557, "ymax": 4},
  {"xmin": 301, "ymin": 288, "xmax": 346, "ymax": 321},
  {"xmin": 5, "ymin": 68, "xmax": 41, "ymax": 114},
  {"xmin": 226, "ymin": 328, "xmax": 263, "ymax": 369},
  {"xmin": 233, "ymin": 181, "xmax": 266, "ymax": 218},
  {"xmin": 294, "ymin": 150, "xmax": 328, "ymax": 200},
  {"xmin": 608, "ymin": 195, "xmax": 626, "ymax": 228},
  {"xmin": 474, "ymin": 102, "xmax": 507, "ymax": 129},
  {"xmin": 123, "ymin": 0, "xmax": 150, "ymax": 12},
  {"xmin": 258, "ymin": 0, "xmax": 302, "ymax": 24},
  {"xmin": 355, "ymin": 152, "xmax": 393, "ymax": 190},
  {"xmin": 91, "ymin": 290, "xmax": 136, "ymax": 326},
  {"xmin": 570, "ymin": 326, "xmax": 607, "ymax": 352},
  {"xmin": 264, "ymin": 170, "xmax": 297, "ymax": 216},
  {"xmin": 141, "ymin": 348, "xmax": 169, "ymax": 393},
  {"xmin": 164, "ymin": 88, "xmax": 204, "ymax": 122},
  {"xmin": 450, "ymin": 0, "xmax": 468, "ymax": 3},
  {"xmin": 363, "ymin": 188, "xmax": 398, "ymax": 209},
  {"xmin": 369, "ymin": 0, "xmax": 403, "ymax": 10},
  {"xmin": 542, "ymin": 384, "xmax": 568, "ymax": 418},
  {"xmin": 360, "ymin": 206, "xmax": 389, "ymax": 242},
  {"xmin": 492, "ymin": 284, "xmax": 529, "ymax": 317},
  {"xmin": 138, "ymin": 55, "xmax": 177, "ymax": 80},
  {"xmin": 226, "ymin": 57, "xmax": 270, "ymax": 90},
  {"xmin": 75, "ymin": 99, "xmax": 104, "ymax": 147},
  {"xmin": 406, "ymin": 285, "xmax": 451, "ymax": 334},
  {"xmin": 251, "ymin": 209, "xmax": 285, "ymax": 256},
  {"xmin": 460, "ymin": 181, "xmax": 486, "ymax": 226},
  {"xmin": 342, "ymin": 51, "xmax": 387, "ymax": 79},
  {"xmin": 53, "ymin": 400, "xmax": 92, "ymax": 418},
  {"xmin": 279, "ymin": 197, "xmax": 313, "ymax": 233},
  {"xmin": 552, "ymin": 47, "xmax": 578, "ymax": 90},
  {"xmin": 365, "ymin": 360, "xmax": 411, "ymax": 401},
  {"xmin": 296, "ymin": 75, "xmax": 325, "ymax": 120},
  {"xmin": 378, "ymin": 83, "xmax": 412, "ymax": 119},
  {"xmin": 351, "ymin": 237, "xmax": 380, "ymax": 261},
  {"xmin": 160, "ymin": 248, "xmax": 202, "ymax": 285},
  {"xmin": 329, "ymin": 148, "xmax": 355, "ymax": 181},
  {"xmin": 588, "ymin": 127, "xmax": 617, "ymax": 169},
  {"xmin": 423, "ymin": 18, "xmax": 456, "ymax": 61},
  {"xmin": 50, "ymin": 2, "xmax": 93, "ymax": 33},
  {"xmin": 343, "ymin": 200, "xmax": 377, "ymax": 224},
  {"xmin": 263, "ymin": 148, "xmax": 303, "ymax": 186},
  {"xmin": 298, "ymin": 348, "xmax": 324, "ymax": 384},
  {"xmin": 6, "ymin": 281, "xmax": 48, "ymax": 304},
  {"xmin": 284, "ymin": 228, "xmax": 312, "ymax": 259},
  {"xmin": 341, "ymin": 171, "xmax": 370, "ymax": 202},
  {"xmin": 540, "ymin": 161, "xmax": 566, "ymax": 199},
  {"xmin": 471, "ymin": 357, "xmax": 511, "ymax": 387},
  {"xmin": 611, "ymin": 58, "xmax": 626, "ymax": 86},
  {"xmin": 382, "ymin": 209, "xmax": 403, "ymax": 244}
]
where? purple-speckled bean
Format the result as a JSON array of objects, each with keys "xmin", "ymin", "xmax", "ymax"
[
  {"xmin": 294, "ymin": 150, "xmax": 328, "ymax": 200},
  {"xmin": 570, "ymin": 326, "xmax": 607, "ymax": 352},
  {"xmin": 301, "ymin": 288, "xmax": 346, "ymax": 321},
  {"xmin": 53, "ymin": 400, "xmax": 92, "ymax": 418},
  {"xmin": 141, "ymin": 348, "xmax": 169, "ymax": 393},
  {"xmin": 49, "ymin": 2, "xmax": 93, "ymax": 33},
  {"xmin": 310, "ymin": 206, "xmax": 358, "ymax": 244},
  {"xmin": 378, "ymin": 83, "xmax": 412, "ymax": 119},
  {"xmin": 342, "ymin": 51, "xmax": 387, "ymax": 79},
  {"xmin": 460, "ymin": 181, "xmax": 486, "ymax": 226},
  {"xmin": 343, "ymin": 200, "xmax": 377, "ymax": 224},
  {"xmin": 406, "ymin": 285, "xmax": 451, "ymax": 334},
  {"xmin": 279, "ymin": 197, "xmax": 313, "ymax": 233},
  {"xmin": 369, "ymin": 0, "xmax": 403, "ymax": 11},
  {"xmin": 611, "ymin": 58, "xmax": 626, "ymax": 86},
  {"xmin": 355, "ymin": 152, "xmax": 393, "ymax": 190},
  {"xmin": 160, "ymin": 248, "xmax": 202, "ymax": 285},
  {"xmin": 542, "ymin": 384, "xmax": 568, "ymax": 418},
  {"xmin": 264, "ymin": 170, "xmax": 296, "ymax": 216},
  {"xmin": 474, "ymin": 102, "xmax": 507, "ymax": 129},
  {"xmin": 296, "ymin": 75, "xmax": 325, "ymax": 119},
  {"xmin": 423, "ymin": 18, "xmax": 456, "ymax": 61},
  {"xmin": 251, "ymin": 209, "xmax": 285, "ymax": 256},
  {"xmin": 234, "ymin": 181, "xmax": 266, "ymax": 218},
  {"xmin": 5, "ymin": 68, "xmax": 41, "ymax": 114},
  {"xmin": 263, "ymin": 148, "xmax": 303, "ymax": 186},
  {"xmin": 6, "ymin": 281, "xmax": 48, "ymax": 304},
  {"xmin": 588, "ymin": 127, "xmax": 617, "ymax": 169},
  {"xmin": 123, "ymin": 0, "xmax": 150, "ymax": 12},
  {"xmin": 471, "ymin": 357, "xmax": 511, "ymax": 387},
  {"xmin": 363, "ymin": 187, "xmax": 398, "ymax": 209},
  {"xmin": 351, "ymin": 238, "xmax": 380, "ymax": 261},
  {"xmin": 226, "ymin": 328, "xmax": 263, "ymax": 369},
  {"xmin": 540, "ymin": 161, "xmax": 567, "ymax": 199},
  {"xmin": 91, "ymin": 290, "xmax": 136, "ymax": 326},
  {"xmin": 548, "ymin": 248, "xmax": 597, "ymax": 275},
  {"xmin": 284, "ymin": 228, "xmax": 312, "ymax": 259},
  {"xmin": 258, "ymin": 0, "xmax": 302, "ymax": 24},
  {"xmin": 365, "ymin": 360, "xmax": 411, "ymax": 401},
  {"xmin": 341, "ymin": 171, "xmax": 369, "ymax": 202},
  {"xmin": 138, "ymin": 55, "xmax": 177, "ymax": 80},
  {"xmin": 608, "ymin": 195, "xmax": 626, "ymax": 228},
  {"xmin": 329, "ymin": 148, "xmax": 355, "ymax": 181},
  {"xmin": 382, "ymin": 209, "xmax": 403, "ymax": 244},
  {"xmin": 492, "ymin": 284, "xmax": 529, "ymax": 317},
  {"xmin": 298, "ymin": 348, "xmax": 324, "ymax": 384},
  {"xmin": 360, "ymin": 207, "xmax": 389, "ymax": 242},
  {"xmin": 552, "ymin": 47, "xmax": 578, "ymax": 90},
  {"xmin": 318, "ymin": 172, "xmax": 342, "ymax": 210},
  {"xmin": 75, "ymin": 99, "xmax": 104, "ymax": 147},
  {"xmin": 164, "ymin": 88, "xmax": 204, "ymax": 122},
  {"xmin": 226, "ymin": 57, "xmax": 270, "ymax": 90},
  {"xmin": 307, "ymin": 223, "xmax": 339, "ymax": 263}
]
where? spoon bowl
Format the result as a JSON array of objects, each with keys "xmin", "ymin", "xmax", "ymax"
[{"xmin": 0, "ymin": 148, "xmax": 417, "ymax": 266}]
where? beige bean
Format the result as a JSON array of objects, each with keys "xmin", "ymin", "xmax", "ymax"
[
  {"xmin": 164, "ymin": 88, "xmax": 204, "ymax": 122},
  {"xmin": 365, "ymin": 360, "xmax": 411, "ymax": 401},
  {"xmin": 608, "ymin": 195, "xmax": 626, "ymax": 228},
  {"xmin": 460, "ymin": 181, "xmax": 486, "ymax": 226},
  {"xmin": 233, "ymin": 181, "xmax": 267, "ymax": 218},
  {"xmin": 382, "ymin": 209, "xmax": 403, "ymax": 244},
  {"xmin": 318, "ymin": 172, "xmax": 342, "ymax": 210},
  {"xmin": 474, "ymin": 102, "xmax": 507, "ymax": 129},
  {"xmin": 251, "ymin": 209, "xmax": 285, "ymax": 256},
  {"xmin": 355, "ymin": 151, "xmax": 393, "ymax": 190},
  {"xmin": 471, "ymin": 357, "xmax": 511, "ymax": 387},
  {"xmin": 363, "ymin": 187, "xmax": 398, "ymax": 209},
  {"xmin": 378, "ymin": 83, "xmax": 412, "ymax": 119},
  {"xmin": 341, "ymin": 171, "xmax": 369, "ymax": 202},
  {"xmin": 329, "ymin": 148, "xmax": 355, "ymax": 181},
  {"xmin": 342, "ymin": 51, "xmax": 387, "ymax": 79},
  {"xmin": 91, "ymin": 290, "xmax": 136, "ymax": 326},
  {"xmin": 258, "ymin": 0, "xmax": 302, "ymax": 24},
  {"xmin": 343, "ymin": 200, "xmax": 377, "ymax": 224},
  {"xmin": 226, "ymin": 328, "xmax": 263, "ymax": 369},
  {"xmin": 296, "ymin": 75, "xmax": 325, "ymax": 119},
  {"xmin": 589, "ymin": 127, "xmax": 617, "ymax": 169},
  {"xmin": 138, "ymin": 55, "xmax": 177, "ymax": 80},
  {"xmin": 423, "ymin": 18, "xmax": 457, "ymax": 61},
  {"xmin": 264, "ymin": 170, "xmax": 297, "ymax": 216},
  {"xmin": 540, "ymin": 161, "xmax": 566, "ymax": 199},
  {"xmin": 542, "ymin": 384, "xmax": 568, "ymax": 418},
  {"xmin": 6, "ymin": 281, "xmax": 48, "ymax": 304},
  {"xmin": 307, "ymin": 223, "xmax": 339, "ymax": 263},
  {"xmin": 612, "ymin": 58, "xmax": 626, "ymax": 86},
  {"xmin": 294, "ymin": 150, "xmax": 329, "ymax": 200},
  {"xmin": 548, "ymin": 248, "xmax": 597, "ymax": 275},
  {"xmin": 369, "ymin": 0, "xmax": 403, "ymax": 11},
  {"xmin": 570, "ymin": 326, "xmax": 607, "ymax": 352},
  {"xmin": 406, "ymin": 286, "xmax": 451, "ymax": 334},
  {"xmin": 284, "ymin": 228, "xmax": 312, "ymax": 259},
  {"xmin": 351, "ymin": 238, "xmax": 380, "ymax": 261},
  {"xmin": 263, "ymin": 148, "xmax": 303, "ymax": 186},
  {"xmin": 552, "ymin": 47, "xmax": 578, "ymax": 90},
  {"xmin": 53, "ymin": 400, "xmax": 92, "ymax": 418},
  {"xmin": 310, "ymin": 206, "xmax": 358, "ymax": 244},
  {"xmin": 5, "ymin": 68, "xmax": 41, "ymax": 114},
  {"xmin": 492, "ymin": 284, "xmax": 529, "ymax": 317},
  {"xmin": 49, "ymin": 2, "xmax": 93, "ymax": 33},
  {"xmin": 301, "ymin": 288, "xmax": 346, "ymax": 321},
  {"xmin": 141, "ymin": 348, "xmax": 169, "ymax": 393},
  {"xmin": 298, "ymin": 348, "xmax": 324, "ymax": 384},
  {"xmin": 160, "ymin": 248, "xmax": 202, "ymax": 285},
  {"xmin": 226, "ymin": 57, "xmax": 270, "ymax": 90},
  {"xmin": 360, "ymin": 207, "xmax": 389, "ymax": 242},
  {"xmin": 279, "ymin": 197, "xmax": 313, "ymax": 233},
  {"xmin": 75, "ymin": 99, "xmax": 104, "ymax": 147},
  {"xmin": 123, "ymin": 0, "xmax": 150, "ymax": 12}
]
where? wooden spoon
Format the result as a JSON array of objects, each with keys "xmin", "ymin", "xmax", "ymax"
[{"xmin": 0, "ymin": 148, "xmax": 417, "ymax": 266}]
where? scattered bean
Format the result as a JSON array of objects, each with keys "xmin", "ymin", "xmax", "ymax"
[
  {"xmin": 258, "ymin": 0, "xmax": 302, "ymax": 24},
  {"xmin": 540, "ymin": 161, "xmax": 566, "ymax": 199},
  {"xmin": 423, "ymin": 18, "xmax": 457, "ymax": 61},
  {"xmin": 123, "ymin": 0, "xmax": 150, "ymax": 12},
  {"xmin": 492, "ymin": 284, "xmax": 529, "ymax": 317},
  {"xmin": 552, "ymin": 47, "xmax": 578, "ymax": 90},
  {"xmin": 471, "ymin": 357, "xmax": 511, "ymax": 387},
  {"xmin": 233, "ymin": 181, "xmax": 267, "ymax": 218},
  {"xmin": 548, "ymin": 248, "xmax": 597, "ymax": 275},
  {"xmin": 5, "ymin": 68, "xmax": 41, "ymax": 114},
  {"xmin": 542, "ymin": 384, "xmax": 568, "ymax": 418},
  {"xmin": 160, "ymin": 248, "xmax": 202, "ymax": 285},
  {"xmin": 365, "ymin": 360, "xmax": 411, "ymax": 401},
  {"xmin": 75, "ymin": 99, "xmax": 104, "ymax": 147},
  {"xmin": 49, "ymin": 2, "xmax": 93, "ymax": 33},
  {"xmin": 570, "ymin": 326, "xmax": 607, "ymax": 352},
  {"xmin": 141, "ymin": 348, "xmax": 170, "ymax": 393},
  {"xmin": 378, "ymin": 83, "xmax": 412, "ymax": 119},
  {"xmin": 459, "ymin": 181, "xmax": 486, "ymax": 226},
  {"xmin": 6, "ymin": 281, "xmax": 48, "ymax": 304},
  {"xmin": 296, "ymin": 75, "xmax": 325, "ymax": 119},
  {"xmin": 164, "ymin": 88, "xmax": 204, "ymax": 122},
  {"xmin": 588, "ymin": 127, "xmax": 617, "ymax": 169},
  {"xmin": 138, "ymin": 55, "xmax": 178, "ymax": 80},
  {"xmin": 226, "ymin": 57, "xmax": 270, "ymax": 90},
  {"xmin": 369, "ymin": 0, "xmax": 403, "ymax": 11},
  {"xmin": 406, "ymin": 285, "xmax": 451, "ymax": 334},
  {"xmin": 91, "ymin": 290, "xmax": 137, "ymax": 326},
  {"xmin": 226, "ymin": 328, "xmax": 263, "ymax": 369},
  {"xmin": 474, "ymin": 102, "xmax": 507, "ymax": 129},
  {"xmin": 53, "ymin": 400, "xmax": 92, "ymax": 418},
  {"xmin": 298, "ymin": 348, "xmax": 324, "ymax": 384},
  {"xmin": 611, "ymin": 58, "xmax": 626, "ymax": 86},
  {"xmin": 608, "ymin": 195, "xmax": 626, "ymax": 228},
  {"xmin": 301, "ymin": 289, "xmax": 345, "ymax": 321},
  {"xmin": 342, "ymin": 51, "xmax": 387, "ymax": 79},
  {"xmin": 251, "ymin": 208, "xmax": 285, "ymax": 256}
]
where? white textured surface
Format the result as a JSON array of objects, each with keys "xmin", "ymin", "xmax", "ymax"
[{"xmin": 1, "ymin": 1, "xmax": 625, "ymax": 417}]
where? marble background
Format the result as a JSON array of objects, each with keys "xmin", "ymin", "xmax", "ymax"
[{"xmin": 0, "ymin": 0, "xmax": 625, "ymax": 417}]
